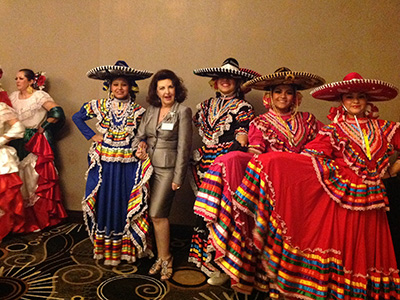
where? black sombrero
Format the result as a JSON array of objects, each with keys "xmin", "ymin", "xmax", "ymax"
[
  {"xmin": 87, "ymin": 60, "xmax": 153, "ymax": 81},
  {"xmin": 243, "ymin": 67, "xmax": 325, "ymax": 91},
  {"xmin": 193, "ymin": 58, "xmax": 260, "ymax": 81}
]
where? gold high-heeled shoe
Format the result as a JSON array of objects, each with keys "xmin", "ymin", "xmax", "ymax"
[
  {"xmin": 148, "ymin": 258, "xmax": 162, "ymax": 275},
  {"xmin": 160, "ymin": 256, "xmax": 173, "ymax": 281}
]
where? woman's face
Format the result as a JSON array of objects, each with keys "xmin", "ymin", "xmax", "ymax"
[
  {"xmin": 341, "ymin": 92, "xmax": 368, "ymax": 118},
  {"xmin": 271, "ymin": 84, "xmax": 295, "ymax": 114},
  {"xmin": 216, "ymin": 77, "xmax": 237, "ymax": 96},
  {"xmin": 15, "ymin": 71, "xmax": 33, "ymax": 92},
  {"xmin": 157, "ymin": 79, "xmax": 176, "ymax": 107},
  {"xmin": 111, "ymin": 77, "xmax": 130, "ymax": 100}
]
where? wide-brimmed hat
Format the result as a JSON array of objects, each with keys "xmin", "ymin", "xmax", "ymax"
[
  {"xmin": 193, "ymin": 58, "xmax": 260, "ymax": 81},
  {"xmin": 243, "ymin": 67, "xmax": 325, "ymax": 91},
  {"xmin": 310, "ymin": 72, "xmax": 398, "ymax": 101},
  {"xmin": 87, "ymin": 60, "xmax": 153, "ymax": 81}
]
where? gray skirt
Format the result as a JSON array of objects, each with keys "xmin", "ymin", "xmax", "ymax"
[{"xmin": 148, "ymin": 167, "xmax": 176, "ymax": 218}]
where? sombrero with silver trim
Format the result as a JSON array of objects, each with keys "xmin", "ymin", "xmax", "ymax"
[
  {"xmin": 193, "ymin": 58, "xmax": 260, "ymax": 80},
  {"xmin": 310, "ymin": 72, "xmax": 398, "ymax": 101},
  {"xmin": 243, "ymin": 67, "xmax": 325, "ymax": 91},
  {"xmin": 87, "ymin": 60, "xmax": 153, "ymax": 80}
]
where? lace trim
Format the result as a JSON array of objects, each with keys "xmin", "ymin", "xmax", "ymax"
[
  {"xmin": 9, "ymin": 91, "xmax": 53, "ymax": 123},
  {"xmin": 303, "ymin": 152, "xmax": 387, "ymax": 211},
  {"xmin": 196, "ymin": 98, "xmax": 252, "ymax": 146},
  {"xmin": 91, "ymin": 98, "xmax": 145, "ymax": 147}
]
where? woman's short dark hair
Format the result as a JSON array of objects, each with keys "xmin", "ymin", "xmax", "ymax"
[
  {"xmin": 19, "ymin": 69, "xmax": 35, "ymax": 81},
  {"xmin": 147, "ymin": 69, "xmax": 187, "ymax": 107}
]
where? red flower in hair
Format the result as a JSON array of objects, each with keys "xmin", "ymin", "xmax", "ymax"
[
  {"xmin": 37, "ymin": 75, "xmax": 46, "ymax": 87},
  {"xmin": 365, "ymin": 103, "xmax": 379, "ymax": 119}
]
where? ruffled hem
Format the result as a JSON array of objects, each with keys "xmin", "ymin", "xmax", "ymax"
[{"xmin": 83, "ymin": 157, "xmax": 153, "ymax": 264}]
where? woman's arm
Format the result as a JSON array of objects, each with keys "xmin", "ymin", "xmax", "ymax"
[
  {"xmin": 132, "ymin": 109, "xmax": 150, "ymax": 159},
  {"xmin": 0, "ymin": 118, "xmax": 25, "ymax": 146},
  {"xmin": 72, "ymin": 102, "xmax": 97, "ymax": 141},
  {"xmin": 234, "ymin": 103, "xmax": 255, "ymax": 146},
  {"xmin": 172, "ymin": 106, "xmax": 193, "ymax": 189},
  {"xmin": 40, "ymin": 101, "xmax": 65, "ymax": 133}
]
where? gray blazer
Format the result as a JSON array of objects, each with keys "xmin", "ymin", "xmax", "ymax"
[{"xmin": 133, "ymin": 102, "xmax": 192, "ymax": 185}]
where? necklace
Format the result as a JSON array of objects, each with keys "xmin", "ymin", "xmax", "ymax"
[
  {"xmin": 159, "ymin": 107, "xmax": 171, "ymax": 123},
  {"xmin": 341, "ymin": 118, "xmax": 372, "ymax": 160}
]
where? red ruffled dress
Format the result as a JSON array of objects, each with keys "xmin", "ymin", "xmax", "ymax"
[
  {"xmin": 0, "ymin": 100, "xmax": 26, "ymax": 241},
  {"xmin": 9, "ymin": 91, "xmax": 67, "ymax": 231},
  {"xmin": 194, "ymin": 110, "xmax": 322, "ymax": 292},
  {"xmin": 235, "ymin": 118, "xmax": 400, "ymax": 299}
]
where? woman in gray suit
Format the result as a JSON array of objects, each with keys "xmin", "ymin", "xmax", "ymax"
[{"xmin": 134, "ymin": 69, "xmax": 192, "ymax": 281}]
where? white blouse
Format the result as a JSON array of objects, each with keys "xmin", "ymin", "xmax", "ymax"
[{"xmin": 9, "ymin": 90, "xmax": 54, "ymax": 129}]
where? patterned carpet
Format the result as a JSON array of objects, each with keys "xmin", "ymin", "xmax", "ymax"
[{"xmin": 0, "ymin": 223, "xmax": 267, "ymax": 300}]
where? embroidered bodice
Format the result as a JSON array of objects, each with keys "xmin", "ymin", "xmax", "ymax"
[
  {"xmin": 249, "ymin": 110, "xmax": 322, "ymax": 153},
  {"xmin": 303, "ymin": 118, "xmax": 400, "ymax": 210},
  {"xmin": 193, "ymin": 96, "xmax": 254, "ymax": 146},
  {"xmin": 77, "ymin": 98, "xmax": 145, "ymax": 163}
]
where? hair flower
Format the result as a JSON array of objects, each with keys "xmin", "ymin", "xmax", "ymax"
[{"xmin": 34, "ymin": 71, "xmax": 46, "ymax": 90}]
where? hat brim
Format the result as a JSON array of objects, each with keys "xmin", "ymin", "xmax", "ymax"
[
  {"xmin": 310, "ymin": 79, "xmax": 399, "ymax": 101},
  {"xmin": 243, "ymin": 71, "xmax": 325, "ymax": 91},
  {"xmin": 193, "ymin": 67, "xmax": 256, "ymax": 80},
  {"xmin": 87, "ymin": 65, "xmax": 153, "ymax": 80}
]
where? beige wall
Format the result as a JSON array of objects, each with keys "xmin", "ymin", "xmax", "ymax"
[{"xmin": 1, "ymin": 0, "xmax": 399, "ymax": 224}]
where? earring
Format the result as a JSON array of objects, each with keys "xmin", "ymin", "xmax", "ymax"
[
  {"xmin": 110, "ymin": 92, "xmax": 114, "ymax": 99},
  {"xmin": 27, "ymin": 86, "xmax": 33, "ymax": 94}
]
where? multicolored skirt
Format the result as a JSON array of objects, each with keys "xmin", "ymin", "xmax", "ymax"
[
  {"xmin": 83, "ymin": 153, "xmax": 153, "ymax": 266},
  {"xmin": 189, "ymin": 142, "xmax": 237, "ymax": 275},
  {"xmin": 235, "ymin": 152, "xmax": 400, "ymax": 300}
]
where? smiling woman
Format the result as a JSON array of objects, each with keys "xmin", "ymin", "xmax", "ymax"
[
  {"xmin": 72, "ymin": 60, "xmax": 154, "ymax": 266},
  {"xmin": 228, "ymin": 72, "xmax": 400, "ymax": 299},
  {"xmin": 187, "ymin": 58, "xmax": 260, "ymax": 285},
  {"xmin": 132, "ymin": 69, "xmax": 192, "ymax": 281}
]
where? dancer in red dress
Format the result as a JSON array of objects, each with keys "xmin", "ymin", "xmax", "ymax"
[
  {"xmin": 0, "ymin": 68, "xmax": 26, "ymax": 242},
  {"xmin": 194, "ymin": 67, "xmax": 325, "ymax": 289},
  {"xmin": 9, "ymin": 69, "xmax": 66, "ymax": 231},
  {"xmin": 235, "ymin": 72, "xmax": 400, "ymax": 299}
]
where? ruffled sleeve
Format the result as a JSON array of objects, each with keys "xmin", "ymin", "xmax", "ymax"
[
  {"xmin": 248, "ymin": 117, "xmax": 267, "ymax": 153},
  {"xmin": 234, "ymin": 103, "xmax": 255, "ymax": 136},
  {"xmin": 35, "ymin": 90, "xmax": 54, "ymax": 106}
]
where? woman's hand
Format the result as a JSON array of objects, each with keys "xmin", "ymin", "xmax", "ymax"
[
  {"xmin": 91, "ymin": 134, "xmax": 103, "ymax": 143},
  {"xmin": 172, "ymin": 182, "xmax": 181, "ymax": 191},
  {"xmin": 383, "ymin": 159, "xmax": 400, "ymax": 179},
  {"xmin": 389, "ymin": 160, "xmax": 400, "ymax": 177},
  {"xmin": 236, "ymin": 134, "xmax": 248, "ymax": 147},
  {"xmin": 248, "ymin": 147, "xmax": 262, "ymax": 154},
  {"xmin": 135, "ymin": 141, "xmax": 149, "ymax": 160},
  {"xmin": 138, "ymin": 141, "xmax": 148, "ymax": 152}
]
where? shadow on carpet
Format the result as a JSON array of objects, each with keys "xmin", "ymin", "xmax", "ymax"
[{"xmin": 0, "ymin": 223, "xmax": 267, "ymax": 300}]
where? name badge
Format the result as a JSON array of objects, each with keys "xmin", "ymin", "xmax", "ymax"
[{"xmin": 161, "ymin": 122, "xmax": 174, "ymax": 130}]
